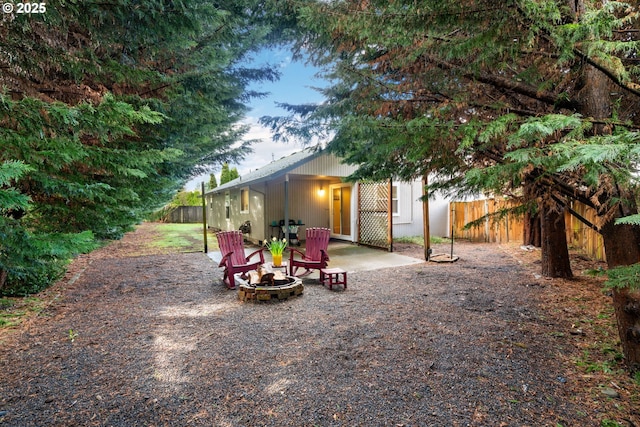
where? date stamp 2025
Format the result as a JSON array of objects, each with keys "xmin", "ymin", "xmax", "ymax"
[{"xmin": 2, "ymin": 2, "xmax": 47, "ymax": 15}]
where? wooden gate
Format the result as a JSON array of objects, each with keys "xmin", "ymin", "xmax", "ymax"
[{"xmin": 357, "ymin": 181, "xmax": 393, "ymax": 251}]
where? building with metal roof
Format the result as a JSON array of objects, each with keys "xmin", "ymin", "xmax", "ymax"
[{"xmin": 205, "ymin": 146, "xmax": 450, "ymax": 248}]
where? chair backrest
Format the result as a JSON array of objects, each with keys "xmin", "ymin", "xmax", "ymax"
[
  {"xmin": 305, "ymin": 227, "xmax": 330, "ymax": 260},
  {"xmin": 216, "ymin": 231, "xmax": 246, "ymax": 266}
]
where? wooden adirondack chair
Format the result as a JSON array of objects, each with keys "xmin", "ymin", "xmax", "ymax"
[
  {"xmin": 216, "ymin": 231, "xmax": 264, "ymax": 289},
  {"xmin": 289, "ymin": 227, "xmax": 330, "ymax": 277}
]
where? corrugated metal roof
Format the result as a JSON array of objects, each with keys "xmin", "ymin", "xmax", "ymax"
[{"xmin": 207, "ymin": 146, "xmax": 323, "ymax": 194}]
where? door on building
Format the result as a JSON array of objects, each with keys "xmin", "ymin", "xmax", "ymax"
[{"xmin": 329, "ymin": 184, "xmax": 352, "ymax": 239}]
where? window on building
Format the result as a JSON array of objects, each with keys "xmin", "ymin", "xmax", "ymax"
[
  {"xmin": 240, "ymin": 188, "xmax": 249, "ymax": 213},
  {"xmin": 225, "ymin": 192, "xmax": 230, "ymax": 219},
  {"xmin": 392, "ymin": 185, "xmax": 399, "ymax": 216},
  {"xmin": 374, "ymin": 183, "xmax": 398, "ymax": 215}
]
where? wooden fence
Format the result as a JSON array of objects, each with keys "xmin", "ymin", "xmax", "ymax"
[
  {"xmin": 450, "ymin": 199, "xmax": 524, "ymax": 244},
  {"xmin": 565, "ymin": 200, "xmax": 606, "ymax": 261},
  {"xmin": 166, "ymin": 206, "xmax": 203, "ymax": 224},
  {"xmin": 450, "ymin": 198, "xmax": 606, "ymax": 261}
]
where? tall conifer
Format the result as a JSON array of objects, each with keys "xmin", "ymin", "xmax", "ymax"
[
  {"xmin": 0, "ymin": 0, "xmax": 287, "ymax": 295},
  {"xmin": 269, "ymin": 0, "xmax": 640, "ymax": 371}
]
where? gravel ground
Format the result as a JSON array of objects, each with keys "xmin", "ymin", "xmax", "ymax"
[{"xmin": 0, "ymin": 224, "xmax": 638, "ymax": 426}]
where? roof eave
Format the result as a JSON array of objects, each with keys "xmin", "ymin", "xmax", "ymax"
[{"xmin": 204, "ymin": 148, "xmax": 324, "ymax": 195}]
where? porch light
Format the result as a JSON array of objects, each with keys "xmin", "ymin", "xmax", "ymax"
[{"xmin": 317, "ymin": 184, "xmax": 325, "ymax": 197}]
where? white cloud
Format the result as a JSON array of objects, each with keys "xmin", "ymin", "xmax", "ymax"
[
  {"xmin": 183, "ymin": 47, "xmax": 325, "ymax": 191},
  {"xmin": 184, "ymin": 116, "xmax": 303, "ymax": 190},
  {"xmin": 238, "ymin": 117, "xmax": 303, "ymax": 176},
  {"xmin": 279, "ymin": 55, "xmax": 292, "ymax": 69}
]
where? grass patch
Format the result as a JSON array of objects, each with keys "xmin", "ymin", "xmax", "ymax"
[
  {"xmin": 0, "ymin": 298, "xmax": 18, "ymax": 327},
  {"xmin": 574, "ymin": 348, "xmax": 624, "ymax": 375},
  {"xmin": 0, "ymin": 297, "xmax": 44, "ymax": 329},
  {"xmin": 0, "ymin": 298, "xmax": 14, "ymax": 309},
  {"xmin": 394, "ymin": 235, "xmax": 451, "ymax": 245},
  {"xmin": 150, "ymin": 223, "xmax": 211, "ymax": 252}
]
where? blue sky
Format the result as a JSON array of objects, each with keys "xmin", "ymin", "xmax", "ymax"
[{"xmin": 185, "ymin": 47, "xmax": 326, "ymax": 190}]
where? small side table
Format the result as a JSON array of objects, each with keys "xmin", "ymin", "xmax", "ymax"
[
  {"xmin": 320, "ymin": 268, "xmax": 347, "ymax": 290},
  {"xmin": 266, "ymin": 261, "xmax": 288, "ymax": 274}
]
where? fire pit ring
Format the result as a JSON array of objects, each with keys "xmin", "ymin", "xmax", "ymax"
[{"xmin": 236, "ymin": 275, "xmax": 303, "ymax": 302}]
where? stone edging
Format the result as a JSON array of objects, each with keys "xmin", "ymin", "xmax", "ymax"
[{"xmin": 238, "ymin": 278, "xmax": 304, "ymax": 302}]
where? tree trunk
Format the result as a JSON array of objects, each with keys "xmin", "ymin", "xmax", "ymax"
[
  {"xmin": 601, "ymin": 216, "xmax": 640, "ymax": 372},
  {"xmin": 571, "ymin": 0, "xmax": 640, "ymax": 369},
  {"xmin": 611, "ymin": 287, "xmax": 640, "ymax": 373},
  {"xmin": 601, "ymin": 219, "xmax": 640, "ymax": 268},
  {"xmin": 0, "ymin": 269, "xmax": 6, "ymax": 292},
  {"xmin": 540, "ymin": 204, "xmax": 573, "ymax": 278},
  {"xmin": 524, "ymin": 175, "xmax": 570, "ymax": 277},
  {"xmin": 523, "ymin": 210, "xmax": 541, "ymax": 247}
]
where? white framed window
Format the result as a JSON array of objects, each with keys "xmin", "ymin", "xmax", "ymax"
[
  {"xmin": 392, "ymin": 185, "xmax": 399, "ymax": 216},
  {"xmin": 240, "ymin": 188, "xmax": 249, "ymax": 213},
  {"xmin": 225, "ymin": 192, "xmax": 230, "ymax": 219}
]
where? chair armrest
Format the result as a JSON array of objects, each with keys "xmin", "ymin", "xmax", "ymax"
[
  {"xmin": 218, "ymin": 251, "xmax": 234, "ymax": 268},
  {"xmin": 288, "ymin": 247, "xmax": 306, "ymax": 261},
  {"xmin": 245, "ymin": 248, "xmax": 265, "ymax": 264}
]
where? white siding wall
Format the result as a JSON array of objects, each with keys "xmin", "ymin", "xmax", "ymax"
[
  {"xmin": 206, "ymin": 189, "xmax": 264, "ymax": 244},
  {"xmin": 205, "ymin": 154, "xmax": 453, "ymax": 245},
  {"xmin": 264, "ymin": 177, "xmax": 340, "ymax": 241},
  {"xmin": 206, "ymin": 193, "xmax": 226, "ymax": 231},
  {"xmin": 393, "ymin": 181, "xmax": 421, "ymax": 238},
  {"xmin": 394, "ymin": 182, "xmax": 414, "ymax": 225},
  {"xmin": 248, "ymin": 189, "xmax": 265, "ymax": 242},
  {"xmin": 290, "ymin": 152, "xmax": 359, "ymax": 177},
  {"xmin": 264, "ymin": 179, "xmax": 284, "ymax": 239},
  {"xmin": 430, "ymin": 196, "xmax": 450, "ymax": 238},
  {"xmin": 391, "ymin": 180, "xmax": 450, "ymax": 239}
]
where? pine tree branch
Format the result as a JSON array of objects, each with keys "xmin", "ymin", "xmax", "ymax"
[
  {"xmin": 320, "ymin": 3, "xmax": 508, "ymax": 19},
  {"xmin": 573, "ymin": 47, "xmax": 640, "ymax": 99},
  {"xmin": 551, "ymin": 193, "xmax": 600, "ymax": 232},
  {"xmin": 422, "ymin": 54, "xmax": 578, "ymax": 109}
]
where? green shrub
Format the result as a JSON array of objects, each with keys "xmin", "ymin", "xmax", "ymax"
[
  {"xmin": 605, "ymin": 263, "xmax": 640, "ymax": 291},
  {"xmin": 0, "ymin": 218, "xmax": 97, "ymax": 296}
]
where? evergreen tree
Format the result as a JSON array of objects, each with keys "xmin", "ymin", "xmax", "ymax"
[
  {"xmin": 230, "ymin": 167, "xmax": 240, "ymax": 182},
  {"xmin": 208, "ymin": 174, "xmax": 218, "ymax": 190},
  {"xmin": 220, "ymin": 163, "xmax": 232, "ymax": 185},
  {"xmin": 0, "ymin": 160, "xmax": 97, "ymax": 294},
  {"xmin": 269, "ymin": 0, "xmax": 640, "ymax": 371},
  {"xmin": 220, "ymin": 163, "xmax": 240, "ymax": 185},
  {"xmin": 0, "ymin": 0, "xmax": 290, "ymax": 295}
]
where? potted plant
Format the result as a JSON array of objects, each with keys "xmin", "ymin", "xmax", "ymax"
[{"xmin": 264, "ymin": 237, "xmax": 287, "ymax": 267}]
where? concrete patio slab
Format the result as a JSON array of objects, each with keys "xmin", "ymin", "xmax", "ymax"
[
  {"xmin": 323, "ymin": 241, "xmax": 424, "ymax": 273},
  {"xmin": 207, "ymin": 240, "xmax": 425, "ymax": 278}
]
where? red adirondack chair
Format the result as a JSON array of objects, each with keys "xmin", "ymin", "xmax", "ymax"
[
  {"xmin": 216, "ymin": 231, "xmax": 264, "ymax": 289},
  {"xmin": 289, "ymin": 227, "xmax": 330, "ymax": 277}
]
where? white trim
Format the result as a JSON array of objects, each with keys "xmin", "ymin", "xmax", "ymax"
[
  {"xmin": 329, "ymin": 183, "xmax": 354, "ymax": 240},
  {"xmin": 392, "ymin": 184, "xmax": 399, "ymax": 217},
  {"xmin": 224, "ymin": 191, "xmax": 231, "ymax": 221}
]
